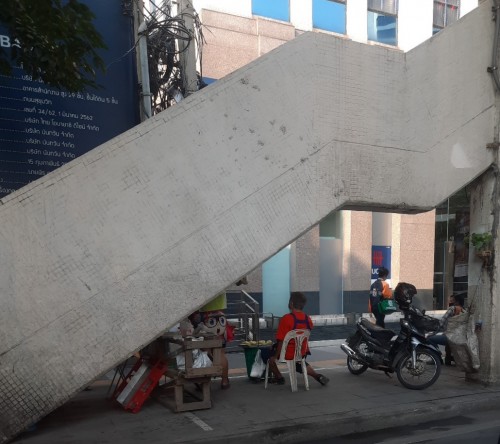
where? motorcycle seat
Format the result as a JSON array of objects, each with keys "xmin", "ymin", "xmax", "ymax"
[{"xmin": 360, "ymin": 318, "xmax": 395, "ymax": 342}]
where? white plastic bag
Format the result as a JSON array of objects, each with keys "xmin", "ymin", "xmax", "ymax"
[
  {"xmin": 446, "ymin": 311, "xmax": 480, "ymax": 372},
  {"xmin": 192, "ymin": 349, "xmax": 212, "ymax": 369},
  {"xmin": 175, "ymin": 349, "xmax": 212, "ymax": 370},
  {"xmin": 250, "ymin": 349, "xmax": 266, "ymax": 378}
]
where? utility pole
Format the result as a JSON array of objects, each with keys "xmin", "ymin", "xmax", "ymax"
[
  {"xmin": 138, "ymin": 21, "xmax": 152, "ymax": 119},
  {"xmin": 178, "ymin": 0, "xmax": 198, "ymax": 97},
  {"xmin": 134, "ymin": 0, "xmax": 152, "ymax": 120}
]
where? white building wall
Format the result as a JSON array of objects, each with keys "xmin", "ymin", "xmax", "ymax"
[
  {"xmin": 346, "ymin": 0, "xmax": 368, "ymax": 43},
  {"xmin": 291, "ymin": 0, "xmax": 313, "ymax": 31},
  {"xmin": 398, "ymin": 0, "xmax": 434, "ymax": 51}
]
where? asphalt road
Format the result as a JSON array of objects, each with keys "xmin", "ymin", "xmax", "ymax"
[{"xmin": 306, "ymin": 408, "xmax": 500, "ymax": 444}]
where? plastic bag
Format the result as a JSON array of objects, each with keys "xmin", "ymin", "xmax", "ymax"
[
  {"xmin": 175, "ymin": 349, "xmax": 212, "ymax": 370},
  {"xmin": 446, "ymin": 311, "xmax": 480, "ymax": 372},
  {"xmin": 250, "ymin": 349, "xmax": 266, "ymax": 378},
  {"xmin": 192, "ymin": 349, "xmax": 212, "ymax": 369}
]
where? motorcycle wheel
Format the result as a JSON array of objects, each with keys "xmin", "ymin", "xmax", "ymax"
[
  {"xmin": 396, "ymin": 348, "xmax": 441, "ymax": 390},
  {"xmin": 347, "ymin": 340, "xmax": 369, "ymax": 375}
]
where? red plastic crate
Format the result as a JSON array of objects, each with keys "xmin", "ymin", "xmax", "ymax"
[{"xmin": 114, "ymin": 359, "xmax": 168, "ymax": 413}]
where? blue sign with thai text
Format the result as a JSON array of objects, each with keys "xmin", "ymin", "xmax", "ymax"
[{"xmin": 0, "ymin": 0, "xmax": 140, "ymax": 198}]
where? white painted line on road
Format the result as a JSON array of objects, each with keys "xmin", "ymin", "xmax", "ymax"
[{"xmin": 183, "ymin": 412, "xmax": 213, "ymax": 431}]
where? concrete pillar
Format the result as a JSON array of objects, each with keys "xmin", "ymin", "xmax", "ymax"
[
  {"xmin": 262, "ymin": 246, "xmax": 291, "ymax": 317},
  {"xmin": 346, "ymin": 0, "xmax": 368, "ymax": 43},
  {"xmin": 319, "ymin": 238, "xmax": 343, "ymax": 314},
  {"xmin": 398, "ymin": 0, "xmax": 433, "ymax": 52},
  {"xmin": 373, "ymin": 212, "xmax": 392, "ymax": 245},
  {"xmin": 319, "ymin": 211, "xmax": 343, "ymax": 314},
  {"xmin": 467, "ymin": 168, "xmax": 500, "ymax": 384},
  {"xmin": 290, "ymin": 0, "xmax": 312, "ymax": 31},
  {"xmin": 372, "ymin": 212, "xmax": 392, "ymax": 286}
]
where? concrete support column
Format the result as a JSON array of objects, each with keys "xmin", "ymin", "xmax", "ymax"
[
  {"xmin": 262, "ymin": 246, "xmax": 291, "ymax": 317},
  {"xmin": 346, "ymin": 0, "xmax": 367, "ymax": 43},
  {"xmin": 398, "ymin": 0, "xmax": 433, "ymax": 52},
  {"xmin": 467, "ymin": 168, "xmax": 500, "ymax": 384},
  {"xmin": 373, "ymin": 213, "xmax": 392, "ymax": 245},
  {"xmin": 290, "ymin": 0, "xmax": 312, "ymax": 31},
  {"xmin": 372, "ymin": 212, "xmax": 392, "ymax": 285},
  {"xmin": 319, "ymin": 211, "xmax": 343, "ymax": 314}
]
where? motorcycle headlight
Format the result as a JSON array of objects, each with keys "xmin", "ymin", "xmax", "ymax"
[{"xmin": 401, "ymin": 320, "xmax": 410, "ymax": 329}]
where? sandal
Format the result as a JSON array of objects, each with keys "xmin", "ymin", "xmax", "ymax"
[
  {"xmin": 316, "ymin": 374, "xmax": 329, "ymax": 386},
  {"xmin": 268, "ymin": 376, "xmax": 285, "ymax": 385}
]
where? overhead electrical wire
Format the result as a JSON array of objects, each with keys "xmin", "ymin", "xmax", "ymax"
[{"xmin": 134, "ymin": 0, "xmax": 206, "ymax": 113}]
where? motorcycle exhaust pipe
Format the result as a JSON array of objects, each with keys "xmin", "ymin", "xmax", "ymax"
[
  {"xmin": 340, "ymin": 343, "xmax": 356, "ymax": 357},
  {"xmin": 341, "ymin": 343, "xmax": 368, "ymax": 365}
]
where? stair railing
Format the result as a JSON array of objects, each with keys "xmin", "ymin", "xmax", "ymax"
[{"xmin": 225, "ymin": 290, "xmax": 261, "ymax": 352}]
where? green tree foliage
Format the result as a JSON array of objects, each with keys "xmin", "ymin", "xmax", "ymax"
[{"xmin": 0, "ymin": 0, "xmax": 106, "ymax": 91}]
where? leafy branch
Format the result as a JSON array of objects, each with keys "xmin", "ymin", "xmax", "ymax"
[
  {"xmin": 0, "ymin": 0, "xmax": 106, "ymax": 92},
  {"xmin": 464, "ymin": 232, "xmax": 493, "ymax": 251}
]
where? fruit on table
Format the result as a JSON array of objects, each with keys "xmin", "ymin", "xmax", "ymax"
[{"xmin": 240, "ymin": 340, "xmax": 273, "ymax": 346}]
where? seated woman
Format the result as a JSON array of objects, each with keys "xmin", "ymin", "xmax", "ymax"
[{"xmin": 427, "ymin": 293, "xmax": 466, "ymax": 365}]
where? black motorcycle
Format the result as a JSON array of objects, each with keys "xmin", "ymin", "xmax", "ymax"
[{"xmin": 340, "ymin": 282, "xmax": 442, "ymax": 390}]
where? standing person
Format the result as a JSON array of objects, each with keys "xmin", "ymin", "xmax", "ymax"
[
  {"xmin": 428, "ymin": 293, "xmax": 466, "ymax": 365},
  {"xmin": 263, "ymin": 292, "xmax": 329, "ymax": 386},
  {"xmin": 369, "ymin": 267, "xmax": 392, "ymax": 328}
]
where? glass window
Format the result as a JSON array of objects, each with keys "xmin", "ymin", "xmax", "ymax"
[
  {"xmin": 313, "ymin": 0, "xmax": 346, "ymax": 34},
  {"xmin": 368, "ymin": 0, "xmax": 398, "ymax": 15},
  {"xmin": 367, "ymin": 0, "xmax": 398, "ymax": 46},
  {"xmin": 433, "ymin": 187, "xmax": 470, "ymax": 309},
  {"xmin": 252, "ymin": 0, "xmax": 290, "ymax": 22},
  {"xmin": 433, "ymin": 0, "xmax": 460, "ymax": 34}
]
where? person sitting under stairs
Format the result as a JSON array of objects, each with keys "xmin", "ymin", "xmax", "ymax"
[{"xmin": 261, "ymin": 292, "xmax": 329, "ymax": 386}]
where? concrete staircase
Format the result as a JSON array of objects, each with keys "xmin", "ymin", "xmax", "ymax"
[{"xmin": 0, "ymin": 3, "xmax": 496, "ymax": 441}]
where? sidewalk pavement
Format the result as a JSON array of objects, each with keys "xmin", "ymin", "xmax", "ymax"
[{"xmin": 13, "ymin": 339, "xmax": 500, "ymax": 444}]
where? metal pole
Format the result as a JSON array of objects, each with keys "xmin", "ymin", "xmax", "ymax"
[{"xmin": 138, "ymin": 21, "xmax": 152, "ymax": 119}]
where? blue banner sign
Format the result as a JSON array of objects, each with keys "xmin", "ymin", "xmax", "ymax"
[
  {"xmin": 371, "ymin": 246, "xmax": 391, "ymax": 281},
  {"xmin": 0, "ymin": 0, "xmax": 140, "ymax": 198}
]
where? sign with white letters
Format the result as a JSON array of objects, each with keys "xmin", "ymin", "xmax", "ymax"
[{"xmin": 0, "ymin": 1, "xmax": 140, "ymax": 198}]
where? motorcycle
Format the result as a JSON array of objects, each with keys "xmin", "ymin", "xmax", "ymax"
[{"xmin": 340, "ymin": 282, "xmax": 442, "ymax": 390}]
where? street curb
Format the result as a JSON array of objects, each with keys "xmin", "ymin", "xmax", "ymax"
[
  {"xmin": 309, "ymin": 339, "xmax": 345, "ymax": 348},
  {"xmin": 177, "ymin": 389, "xmax": 500, "ymax": 444}
]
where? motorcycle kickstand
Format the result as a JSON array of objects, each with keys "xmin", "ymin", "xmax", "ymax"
[{"xmin": 384, "ymin": 371, "xmax": 392, "ymax": 378}]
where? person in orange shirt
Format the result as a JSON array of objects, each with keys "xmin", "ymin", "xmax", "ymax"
[
  {"xmin": 264, "ymin": 292, "xmax": 329, "ymax": 386},
  {"xmin": 369, "ymin": 267, "xmax": 392, "ymax": 328}
]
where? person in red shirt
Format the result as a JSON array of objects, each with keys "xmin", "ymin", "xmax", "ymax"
[{"xmin": 265, "ymin": 292, "xmax": 329, "ymax": 386}]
